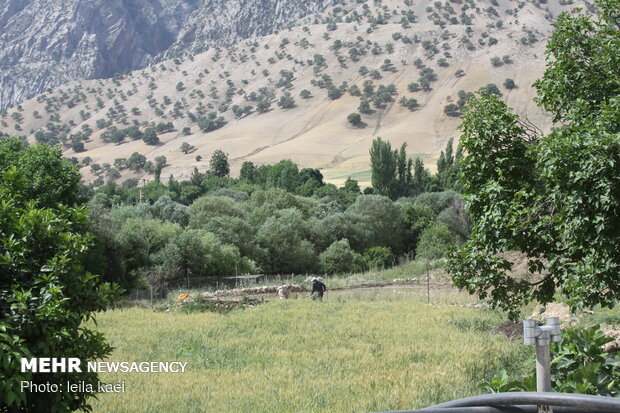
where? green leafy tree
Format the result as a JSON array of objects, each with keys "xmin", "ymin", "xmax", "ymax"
[
  {"xmin": 320, "ymin": 239, "xmax": 365, "ymax": 274},
  {"xmin": 256, "ymin": 209, "xmax": 319, "ymax": 273},
  {"xmin": 209, "ymin": 149, "xmax": 230, "ymax": 177},
  {"xmin": 240, "ymin": 161, "xmax": 257, "ymax": 183},
  {"xmin": 416, "ymin": 222, "xmax": 456, "ymax": 260},
  {"xmin": 369, "ymin": 138, "xmax": 411, "ymax": 199},
  {"xmin": 347, "ymin": 195, "xmax": 407, "ymax": 254},
  {"xmin": 0, "ymin": 139, "xmax": 81, "ymax": 208},
  {"xmin": 402, "ymin": 202, "xmax": 437, "ymax": 248},
  {"xmin": 266, "ymin": 160, "xmax": 299, "ymax": 192},
  {"xmin": 363, "ymin": 246, "xmax": 393, "ymax": 269},
  {"xmin": 0, "ymin": 141, "xmax": 118, "ymax": 412},
  {"xmin": 447, "ymin": 0, "xmax": 620, "ymax": 318},
  {"xmin": 369, "ymin": 137, "xmax": 397, "ymax": 198}
]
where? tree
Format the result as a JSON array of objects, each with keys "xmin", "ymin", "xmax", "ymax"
[
  {"xmin": 0, "ymin": 139, "xmax": 81, "ymax": 208},
  {"xmin": 0, "ymin": 141, "xmax": 118, "ymax": 412},
  {"xmin": 126, "ymin": 152, "xmax": 147, "ymax": 171},
  {"xmin": 266, "ymin": 160, "xmax": 299, "ymax": 192},
  {"xmin": 277, "ymin": 92, "xmax": 296, "ymax": 109},
  {"xmin": 447, "ymin": 0, "xmax": 620, "ymax": 319},
  {"xmin": 363, "ymin": 246, "xmax": 392, "ymax": 269},
  {"xmin": 209, "ymin": 149, "xmax": 230, "ymax": 177},
  {"xmin": 300, "ymin": 89, "xmax": 312, "ymax": 99},
  {"xmin": 503, "ymin": 78, "xmax": 516, "ymax": 89},
  {"xmin": 199, "ymin": 113, "xmax": 226, "ymax": 132},
  {"xmin": 347, "ymin": 112, "xmax": 362, "ymax": 126},
  {"xmin": 256, "ymin": 209, "xmax": 319, "ymax": 274},
  {"xmin": 369, "ymin": 138, "xmax": 411, "ymax": 199},
  {"xmin": 400, "ymin": 97, "xmax": 419, "ymax": 111},
  {"xmin": 416, "ymin": 222, "xmax": 456, "ymax": 260},
  {"xmin": 71, "ymin": 140, "xmax": 85, "ymax": 152},
  {"xmin": 479, "ymin": 83, "xmax": 502, "ymax": 97},
  {"xmin": 444, "ymin": 103, "xmax": 461, "ymax": 117},
  {"xmin": 327, "ymin": 86, "xmax": 343, "ymax": 100},
  {"xmin": 358, "ymin": 99, "xmax": 372, "ymax": 114},
  {"xmin": 180, "ymin": 142, "xmax": 195, "ymax": 154},
  {"xmin": 320, "ymin": 239, "xmax": 365, "ymax": 274},
  {"xmin": 370, "ymin": 138, "xmax": 397, "ymax": 198},
  {"xmin": 412, "ymin": 157, "xmax": 431, "ymax": 195},
  {"xmin": 142, "ymin": 128, "xmax": 159, "ymax": 145},
  {"xmin": 240, "ymin": 161, "xmax": 257, "ymax": 183},
  {"xmin": 347, "ymin": 195, "xmax": 407, "ymax": 254},
  {"xmin": 256, "ymin": 99, "xmax": 272, "ymax": 113}
]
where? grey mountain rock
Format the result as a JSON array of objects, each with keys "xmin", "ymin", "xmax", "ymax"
[{"xmin": 0, "ymin": 0, "xmax": 334, "ymax": 109}]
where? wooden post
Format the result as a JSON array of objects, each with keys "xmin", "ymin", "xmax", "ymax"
[{"xmin": 426, "ymin": 263, "xmax": 430, "ymax": 304}]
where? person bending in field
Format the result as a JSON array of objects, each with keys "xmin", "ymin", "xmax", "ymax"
[
  {"xmin": 277, "ymin": 284, "xmax": 294, "ymax": 299},
  {"xmin": 310, "ymin": 277, "xmax": 327, "ymax": 301}
]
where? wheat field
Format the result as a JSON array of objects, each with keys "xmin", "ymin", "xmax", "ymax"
[{"xmin": 90, "ymin": 297, "xmax": 530, "ymax": 413}]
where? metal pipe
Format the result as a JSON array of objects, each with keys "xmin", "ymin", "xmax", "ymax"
[
  {"xmin": 426, "ymin": 392, "xmax": 620, "ymax": 411},
  {"xmin": 536, "ymin": 342, "xmax": 552, "ymax": 393},
  {"xmin": 377, "ymin": 406, "xmax": 620, "ymax": 413}
]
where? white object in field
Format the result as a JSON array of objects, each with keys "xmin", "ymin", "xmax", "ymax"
[{"xmin": 277, "ymin": 284, "xmax": 294, "ymax": 299}]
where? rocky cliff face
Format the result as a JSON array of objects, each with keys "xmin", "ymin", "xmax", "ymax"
[
  {"xmin": 0, "ymin": 0, "xmax": 334, "ymax": 109},
  {"xmin": 162, "ymin": 0, "xmax": 336, "ymax": 58}
]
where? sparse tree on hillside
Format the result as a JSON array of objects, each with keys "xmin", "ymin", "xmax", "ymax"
[
  {"xmin": 277, "ymin": 92, "xmax": 296, "ymax": 109},
  {"xmin": 347, "ymin": 112, "xmax": 362, "ymax": 126},
  {"xmin": 180, "ymin": 142, "xmax": 195, "ymax": 154},
  {"xmin": 503, "ymin": 78, "xmax": 517, "ymax": 89},
  {"xmin": 142, "ymin": 128, "xmax": 159, "ymax": 145}
]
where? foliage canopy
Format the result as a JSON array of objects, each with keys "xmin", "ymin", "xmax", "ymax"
[{"xmin": 447, "ymin": 0, "xmax": 620, "ymax": 318}]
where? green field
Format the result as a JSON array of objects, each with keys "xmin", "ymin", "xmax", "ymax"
[{"xmin": 90, "ymin": 292, "xmax": 530, "ymax": 413}]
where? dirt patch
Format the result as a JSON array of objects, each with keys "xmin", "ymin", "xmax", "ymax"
[
  {"xmin": 530, "ymin": 302, "xmax": 578, "ymax": 326},
  {"xmin": 492, "ymin": 321, "xmax": 524, "ymax": 340},
  {"xmin": 601, "ymin": 325, "xmax": 620, "ymax": 353}
]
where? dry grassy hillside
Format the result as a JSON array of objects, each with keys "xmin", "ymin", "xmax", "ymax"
[{"xmin": 1, "ymin": 0, "xmax": 588, "ymax": 186}]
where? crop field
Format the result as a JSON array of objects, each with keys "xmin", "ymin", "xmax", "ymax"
[{"xmin": 90, "ymin": 290, "xmax": 531, "ymax": 413}]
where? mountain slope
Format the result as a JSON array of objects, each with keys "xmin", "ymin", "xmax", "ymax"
[
  {"xmin": 0, "ymin": 0, "xmax": 336, "ymax": 109},
  {"xmin": 1, "ymin": 0, "xmax": 588, "ymax": 186}
]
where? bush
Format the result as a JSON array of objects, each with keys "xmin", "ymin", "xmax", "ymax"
[
  {"xmin": 481, "ymin": 325, "xmax": 620, "ymax": 397},
  {"xmin": 416, "ymin": 222, "xmax": 456, "ymax": 260},
  {"xmin": 363, "ymin": 246, "xmax": 393, "ymax": 269}
]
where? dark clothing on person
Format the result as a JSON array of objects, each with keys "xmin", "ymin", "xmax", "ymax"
[{"xmin": 311, "ymin": 280, "xmax": 327, "ymax": 301}]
